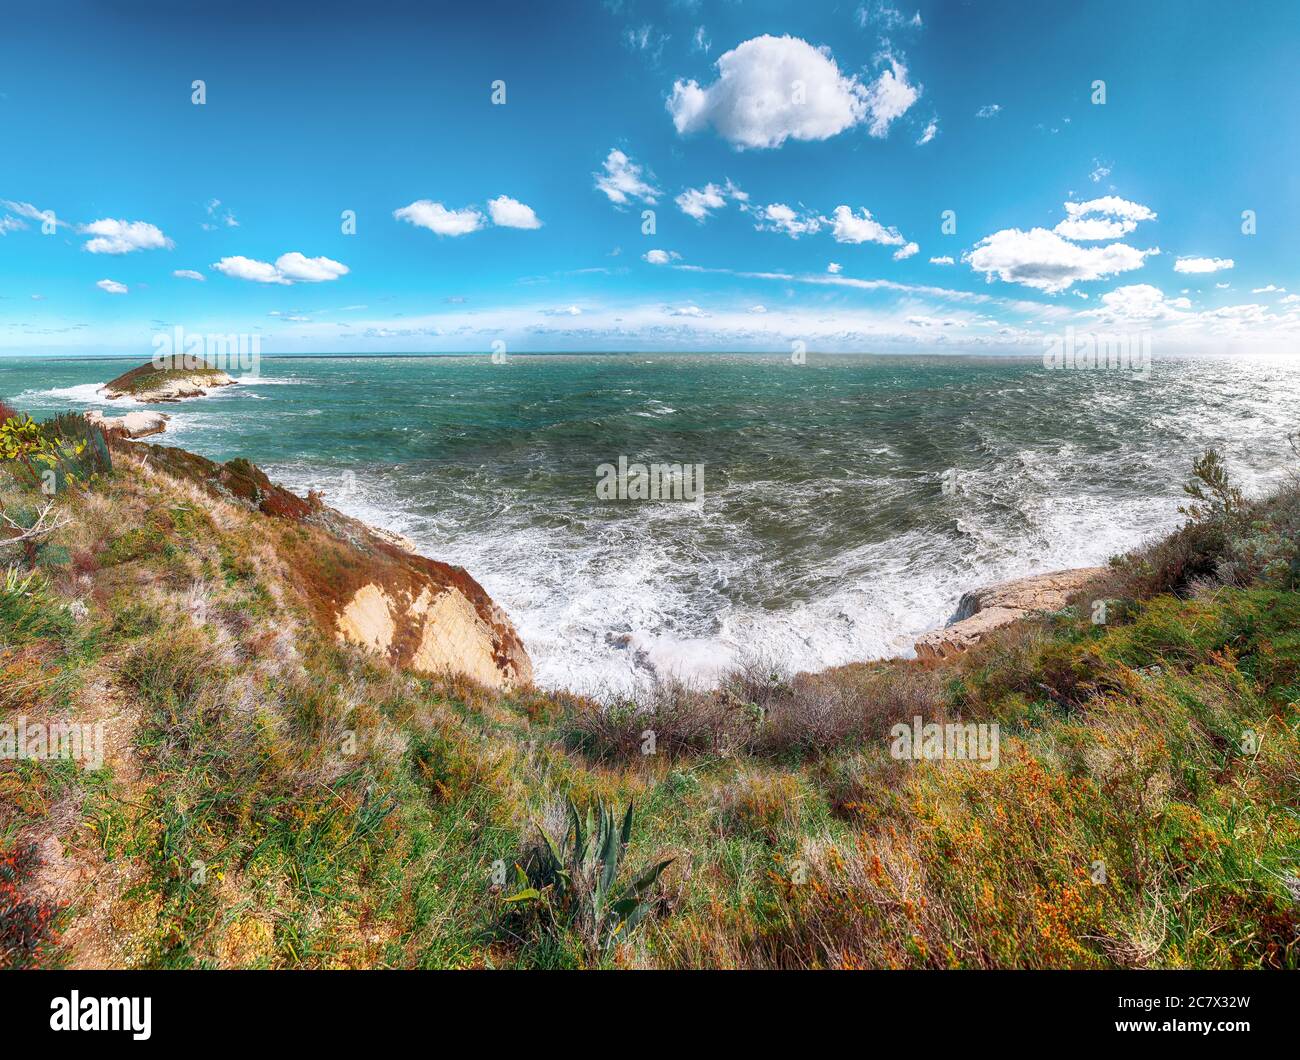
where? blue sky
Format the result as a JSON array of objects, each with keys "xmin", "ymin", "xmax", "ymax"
[{"xmin": 1, "ymin": 0, "xmax": 1297, "ymax": 355}]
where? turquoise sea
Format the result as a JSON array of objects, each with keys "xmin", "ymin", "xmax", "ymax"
[{"xmin": 4, "ymin": 353, "xmax": 1297, "ymax": 690}]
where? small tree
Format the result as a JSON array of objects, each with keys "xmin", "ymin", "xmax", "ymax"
[{"xmin": 1179, "ymin": 448, "xmax": 1245, "ymax": 526}]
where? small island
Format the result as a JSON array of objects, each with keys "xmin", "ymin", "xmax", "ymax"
[{"xmin": 100, "ymin": 356, "xmax": 236, "ymax": 403}]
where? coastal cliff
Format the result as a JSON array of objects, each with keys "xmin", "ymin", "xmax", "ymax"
[
  {"xmin": 126, "ymin": 440, "xmax": 533, "ymax": 690},
  {"xmin": 2, "ymin": 408, "xmax": 1297, "ymax": 971}
]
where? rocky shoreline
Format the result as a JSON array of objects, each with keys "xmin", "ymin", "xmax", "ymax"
[{"xmin": 913, "ymin": 567, "xmax": 1108, "ymax": 661}]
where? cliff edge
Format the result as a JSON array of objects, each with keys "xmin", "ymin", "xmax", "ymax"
[{"xmin": 129, "ymin": 440, "xmax": 533, "ymax": 689}]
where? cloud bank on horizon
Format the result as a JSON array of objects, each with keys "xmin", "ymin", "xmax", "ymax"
[{"xmin": 0, "ymin": 0, "xmax": 1297, "ymax": 356}]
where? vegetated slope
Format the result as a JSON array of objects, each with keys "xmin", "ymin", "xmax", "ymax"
[{"xmin": 1, "ymin": 410, "xmax": 1296, "ymax": 969}]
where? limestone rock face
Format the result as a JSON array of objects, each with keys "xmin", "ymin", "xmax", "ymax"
[
  {"xmin": 128, "ymin": 441, "xmax": 533, "ymax": 690},
  {"xmin": 85, "ymin": 409, "xmax": 170, "ymax": 439},
  {"xmin": 914, "ymin": 567, "xmax": 1107, "ymax": 661},
  {"xmin": 335, "ymin": 580, "xmax": 532, "ymax": 690}
]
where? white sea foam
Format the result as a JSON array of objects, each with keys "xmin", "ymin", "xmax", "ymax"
[
  {"xmin": 28, "ymin": 382, "xmax": 136, "ymax": 406},
  {"xmin": 267, "ymin": 453, "xmax": 1186, "ymax": 694}
]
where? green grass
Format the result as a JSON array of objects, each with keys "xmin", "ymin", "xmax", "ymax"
[{"xmin": 2, "ymin": 421, "xmax": 1298, "ymax": 969}]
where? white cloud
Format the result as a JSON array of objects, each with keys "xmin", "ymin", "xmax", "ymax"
[
  {"xmin": 1090, "ymin": 283, "xmax": 1191, "ymax": 321},
  {"xmin": 1063, "ymin": 196, "xmax": 1157, "ymax": 223},
  {"xmin": 1053, "ymin": 217, "xmax": 1136, "ymax": 241},
  {"xmin": 173, "ymin": 269, "xmax": 205, "ymax": 281},
  {"xmin": 212, "ymin": 256, "xmax": 284, "ymax": 284},
  {"xmin": 856, "ymin": 2, "xmax": 924, "ymax": 31},
  {"xmin": 81, "ymin": 218, "xmax": 173, "ymax": 254},
  {"xmin": 1089, "ymin": 160, "xmax": 1112, "ymax": 184},
  {"xmin": 862, "ymin": 56, "xmax": 920, "ymax": 138},
  {"xmin": 966, "ymin": 227, "xmax": 1157, "ymax": 292},
  {"xmin": 624, "ymin": 24, "xmax": 669, "ymax": 62},
  {"xmin": 487, "ymin": 195, "xmax": 542, "ymax": 229},
  {"xmin": 915, "ymin": 117, "xmax": 938, "ymax": 145},
  {"xmin": 893, "ymin": 241, "xmax": 920, "ymax": 260},
  {"xmin": 643, "ymin": 249, "xmax": 681, "ymax": 265},
  {"xmin": 212, "ymin": 252, "xmax": 349, "ymax": 285},
  {"xmin": 1, "ymin": 200, "xmax": 66, "ymax": 227},
  {"xmin": 203, "ymin": 198, "xmax": 238, "ymax": 229},
  {"xmin": 668, "ymin": 35, "xmax": 903, "ymax": 149},
  {"xmin": 1251, "ymin": 285, "xmax": 1285, "ymax": 293},
  {"xmin": 748, "ymin": 304, "xmax": 767, "ymax": 313},
  {"xmin": 1174, "ymin": 256, "xmax": 1234, "ymax": 274},
  {"xmin": 0, "ymin": 216, "xmax": 26, "ymax": 233},
  {"xmin": 275, "ymin": 252, "xmax": 349, "ymax": 283},
  {"xmin": 96, "ymin": 278, "xmax": 127, "ymax": 294},
  {"xmin": 755, "ymin": 203, "xmax": 823, "ymax": 238},
  {"xmin": 542, "ymin": 305, "xmax": 582, "ymax": 316},
  {"xmin": 669, "ymin": 304, "xmax": 708, "ymax": 317},
  {"xmin": 675, "ymin": 179, "xmax": 745, "ymax": 221},
  {"xmin": 393, "ymin": 200, "xmax": 485, "ymax": 236},
  {"xmin": 975, "ymin": 103, "xmax": 1001, "ymax": 118},
  {"xmin": 929, "ymin": 255, "xmax": 954, "ymax": 265},
  {"xmin": 827, "ymin": 262, "xmax": 842, "ymax": 274},
  {"xmin": 691, "ymin": 26, "xmax": 711, "ymax": 54},
  {"xmin": 829, "ymin": 204, "xmax": 904, "ymax": 246},
  {"xmin": 1281, "ymin": 294, "xmax": 1300, "ymax": 304},
  {"xmin": 593, "ymin": 148, "xmax": 660, "ymax": 206}
]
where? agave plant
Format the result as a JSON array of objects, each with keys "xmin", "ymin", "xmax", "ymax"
[{"xmin": 505, "ymin": 797, "xmax": 673, "ymax": 954}]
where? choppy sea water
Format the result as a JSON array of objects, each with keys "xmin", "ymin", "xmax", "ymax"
[{"xmin": 5, "ymin": 353, "xmax": 1298, "ymax": 691}]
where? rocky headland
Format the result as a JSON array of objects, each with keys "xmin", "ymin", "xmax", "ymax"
[{"xmin": 100, "ymin": 357, "xmax": 236, "ymax": 403}]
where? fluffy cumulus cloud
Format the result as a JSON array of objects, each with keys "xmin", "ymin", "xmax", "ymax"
[
  {"xmin": 893, "ymin": 241, "xmax": 920, "ymax": 260},
  {"xmin": 96, "ymin": 278, "xmax": 127, "ymax": 294},
  {"xmin": 1174, "ymin": 256, "xmax": 1234, "ymax": 274},
  {"xmin": 966, "ymin": 227, "xmax": 1157, "ymax": 293},
  {"xmin": 1054, "ymin": 217, "xmax": 1136, "ymax": 240},
  {"xmin": 754, "ymin": 203, "xmax": 823, "ymax": 238},
  {"xmin": 968, "ymin": 196, "xmax": 1159, "ymax": 292},
  {"xmin": 929, "ymin": 255, "xmax": 954, "ymax": 265},
  {"xmin": 642, "ymin": 249, "xmax": 681, "ymax": 265},
  {"xmin": 212, "ymin": 252, "xmax": 349, "ymax": 285},
  {"xmin": 915, "ymin": 117, "xmax": 938, "ymax": 145},
  {"xmin": 81, "ymin": 218, "xmax": 172, "ymax": 254},
  {"xmin": 667, "ymin": 35, "xmax": 918, "ymax": 149},
  {"xmin": 486, "ymin": 195, "xmax": 542, "ymax": 229},
  {"xmin": 1090, "ymin": 283, "xmax": 1191, "ymax": 321},
  {"xmin": 594, "ymin": 148, "xmax": 660, "ymax": 206},
  {"xmin": 1055, "ymin": 197, "xmax": 1156, "ymax": 240},
  {"xmin": 675, "ymin": 179, "xmax": 747, "ymax": 221},
  {"xmin": 829, "ymin": 204, "xmax": 904, "ymax": 246},
  {"xmin": 393, "ymin": 200, "xmax": 485, "ymax": 236}
]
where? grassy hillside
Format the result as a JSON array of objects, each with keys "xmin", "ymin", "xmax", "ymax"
[{"xmin": 2, "ymin": 406, "xmax": 1297, "ymax": 969}]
